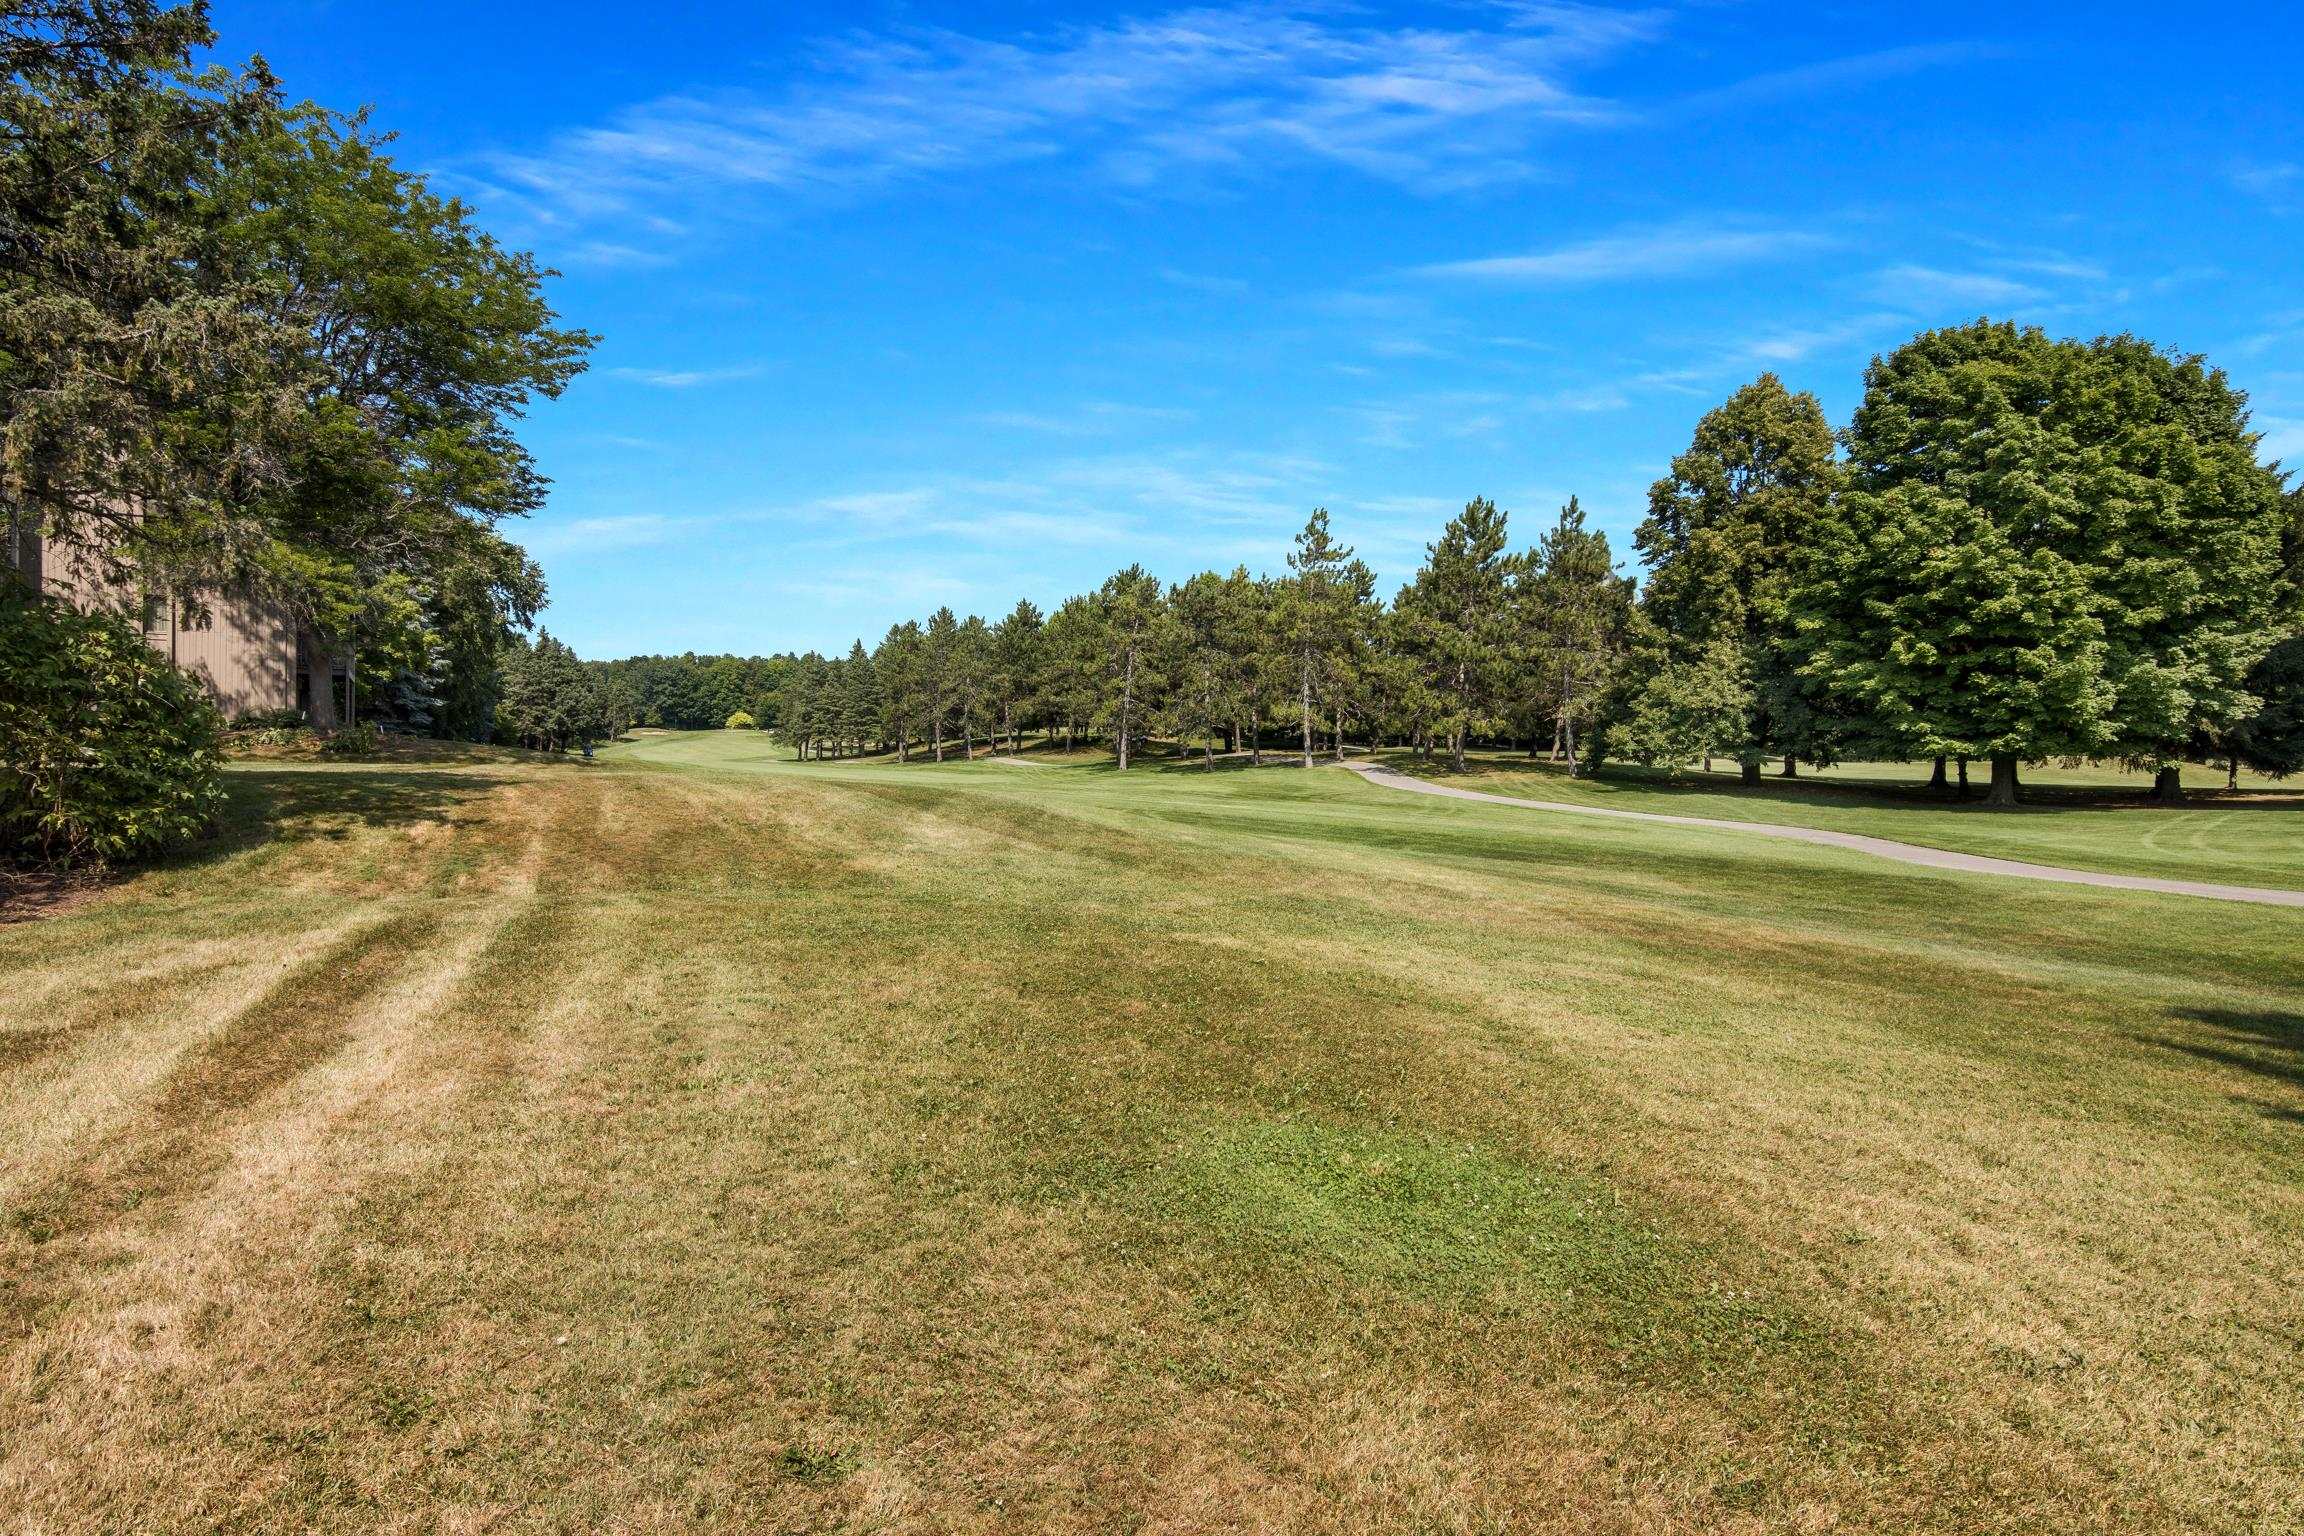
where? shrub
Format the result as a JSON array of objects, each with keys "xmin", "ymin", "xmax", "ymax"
[
  {"xmin": 319, "ymin": 722, "xmax": 383, "ymax": 756},
  {"xmin": 725, "ymin": 710, "xmax": 758, "ymax": 730},
  {"xmin": 0, "ymin": 588, "xmax": 226, "ymax": 866},
  {"xmin": 229, "ymin": 705, "xmax": 308, "ymax": 731}
]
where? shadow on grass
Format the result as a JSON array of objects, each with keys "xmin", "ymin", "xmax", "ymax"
[
  {"xmin": 4, "ymin": 765, "xmax": 516, "ymax": 926},
  {"xmin": 2155, "ymin": 1008, "xmax": 2304, "ymax": 1121},
  {"xmin": 185, "ymin": 767, "xmax": 515, "ymax": 867},
  {"xmin": 1407, "ymin": 754, "xmax": 2304, "ymax": 818}
]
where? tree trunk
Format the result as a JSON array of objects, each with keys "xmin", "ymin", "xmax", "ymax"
[
  {"xmin": 1703, "ymin": 755, "xmax": 1713, "ymax": 774},
  {"xmin": 1928, "ymin": 756, "xmax": 1948, "ymax": 794},
  {"xmin": 1549, "ymin": 719, "xmax": 1564, "ymax": 761},
  {"xmin": 1957, "ymin": 756, "xmax": 1971, "ymax": 798},
  {"xmin": 1451, "ymin": 727, "xmax": 1466, "ymax": 773},
  {"xmin": 1741, "ymin": 759, "xmax": 1762, "ymax": 787},
  {"xmin": 1300, "ymin": 654, "xmax": 1313, "ymax": 769},
  {"xmin": 2228, "ymin": 755, "xmax": 2240, "ymax": 791},
  {"xmin": 1563, "ymin": 711, "xmax": 1579, "ymax": 778},
  {"xmin": 933, "ymin": 720, "xmax": 943, "ymax": 762},
  {"xmin": 1204, "ymin": 738, "xmax": 1215, "ymax": 769},
  {"xmin": 1986, "ymin": 754, "xmax": 2021, "ymax": 808},
  {"xmin": 1249, "ymin": 706, "xmax": 1262, "ymax": 767},
  {"xmin": 1333, "ymin": 708, "xmax": 1345, "ymax": 762},
  {"xmin": 1119, "ymin": 647, "xmax": 1135, "ymax": 770},
  {"xmin": 2152, "ymin": 764, "xmax": 2183, "ymax": 804},
  {"xmin": 898, "ymin": 729, "xmax": 908, "ymax": 764},
  {"xmin": 1779, "ymin": 754, "xmax": 1798, "ymax": 778}
]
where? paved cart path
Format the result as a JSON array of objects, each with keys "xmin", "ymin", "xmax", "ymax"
[{"xmin": 1343, "ymin": 761, "xmax": 2304, "ymax": 908}]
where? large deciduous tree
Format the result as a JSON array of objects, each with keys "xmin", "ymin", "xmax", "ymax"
[
  {"xmin": 1634, "ymin": 374, "xmax": 1840, "ymax": 782},
  {"xmin": 3, "ymin": 1, "xmax": 590, "ymax": 709},
  {"xmin": 1797, "ymin": 321, "xmax": 2291, "ymax": 806}
]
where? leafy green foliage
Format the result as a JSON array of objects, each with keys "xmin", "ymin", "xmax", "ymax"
[
  {"xmin": 228, "ymin": 705, "xmax": 307, "ymax": 731},
  {"xmin": 2231, "ymin": 637, "xmax": 2304, "ymax": 778},
  {"xmin": 1607, "ymin": 634, "xmax": 1754, "ymax": 769},
  {"xmin": 723, "ymin": 710, "xmax": 757, "ymax": 730},
  {"xmin": 1635, "ymin": 374, "xmax": 1841, "ymax": 772},
  {"xmin": 1794, "ymin": 322, "xmax": 2290, "ymax": 802},
  {"xmin": 0, "ymin": 589, "xmax": 223, "ymax": 865}
]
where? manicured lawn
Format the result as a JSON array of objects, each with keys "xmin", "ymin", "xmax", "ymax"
[
  {"xmin": 2, "ymin": 732, "xmax": 2298, "ymax": 1532},
  {"xmin": 1380, "ymin": 749, "xmax": 2304, "ymax": 891}
]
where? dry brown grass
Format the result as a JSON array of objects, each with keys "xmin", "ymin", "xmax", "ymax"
[{"xmin": 1, "ymin": 744, "xmax": 2298, "ymax": 1533}]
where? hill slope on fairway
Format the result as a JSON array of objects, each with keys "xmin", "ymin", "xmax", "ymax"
[{"xmin": 3, "ymin": 734, "xmax": 2299, "ymax": 1532}]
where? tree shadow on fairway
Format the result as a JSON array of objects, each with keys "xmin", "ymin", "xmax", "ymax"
[
  {"xmin": 2, "ymin": 766, "xmax": 520, "ymax": 926},
  {"xmin": 192, "ymin": 767, "xmax": 517, "ymax": 863},
  {"xmin": 1417, "ymin": 753, "xmax": 2304, "ymax": 819},
  {"xmin": 2156, "ymin": 1008, "xmax": 2304, "ymax": 1122}
]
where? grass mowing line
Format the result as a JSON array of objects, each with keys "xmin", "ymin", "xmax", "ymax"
[
  {"xmin": 4, "ymin": 746, "xmax": 2300, "ymax": 1531},
  {"xmin": 1347, "ymin": 760, "xmax": 2304, "ymax": 907}
]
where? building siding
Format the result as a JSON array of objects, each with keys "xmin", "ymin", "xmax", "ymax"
[{"xmin": 12, "ymin": 527, "xmax": 303, "ymax": 719}]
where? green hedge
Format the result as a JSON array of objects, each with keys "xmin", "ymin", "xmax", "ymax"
[{"xmin": 1, "ymin": 588, "xmax": 226, "ymax": 866}]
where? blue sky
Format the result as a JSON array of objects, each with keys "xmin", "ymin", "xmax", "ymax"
[{"xmin": 211, "ymin": 1, "xmax": 2303, "ymax": 660}]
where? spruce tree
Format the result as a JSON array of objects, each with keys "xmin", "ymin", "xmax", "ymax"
[
  {"xmin": 1396, "ymin": 496, "xmax": 1513, "ymax": 770},
  {"xmin": 1521, "ymin": 498, "xmax": 1630, "ymax": 776}
]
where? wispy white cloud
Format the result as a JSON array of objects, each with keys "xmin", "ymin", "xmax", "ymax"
[
  {"xmin": 2258, "ymin": 416, "xmax": 2304, "ymax": 468},
  {"xmin": 2231, "ymin": 160, "xmax": 2301, "ymax": 210},
  {"xmin": 968, "ymin": 402, "xmax": 1197, "ymax": 435},
  {"xmin": 468, "ymin": 3, "xmax": 1660, "ymax": 253},
  {"xmin": 518, "ymin": 513, "xmax": 684, "ymax": 558},
  {"xmin": 1418, "ymin": 219, "xmax": 1833, "ymax": 284},
  {"xmin": 1865, "ymin": 263, "xmax": 2044, "ymax": 309},
  {"xmin": 1157, "ymin": 266, "xmax": 1251, "ymax": 297},
  {"xmin": 607, "ymin": 364, "xmax": 765, "ymax": 389},
  {"xmin": 1676, "ymin": 41, "xmax": 2005, "ymax": 114}
]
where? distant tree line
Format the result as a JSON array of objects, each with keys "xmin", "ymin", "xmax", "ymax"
[
  {"xmin": 583, "ymin": 654, "xmax": 796, "ymax": 734},
  {"xmin": 765, "ymin": 322, "xmax": 2302, "ymax": 806}
]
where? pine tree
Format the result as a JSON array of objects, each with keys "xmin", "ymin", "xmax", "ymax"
[
  {"xmin": 1164, "ymin": 572, "xmax": 1232, "ymax": 767},
  {"xmin": 1094, "ymin": 567, "xmax": 1167, "ymax": 769},
  {"xmin": 1041, "ymin": 595, "xmax": 1104, "ymax": 751},
  {"xmin": 839, "ymin": 639, "xmax": 879, "ymax": 755},
  {"xmin": 951, "ymin": 615, "xmax": 994, "ymax": 759},
  {"xmin": 1396, "ymin": 496, "xmax": 1513, "ymax": 770},
  {"xmin": 992, "ymin": 599, "xmax": 1045, "ymax": 752},
  {"xmin": 922, "ymin": 607, "xmax": 959, "ymax": 760},
  {"xmin": 496, "ymin": 631, "xmax": 608, "ymax": 752},
  {"xmin": 1277, "ymin": 510, "xmax": 1359, "ymax": 768},
  {"xmin": 873, "ymin": 621, "xmax": 925, "ymax": 761},
  {"xmin": 1521, "ymin": 497, "xmax": 1630, "ymax": 776}
]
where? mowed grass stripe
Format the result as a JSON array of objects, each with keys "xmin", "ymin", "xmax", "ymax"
[{"xmin": 1, "ymin": 741, "xmax": 2297, "ymax": 1531}]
